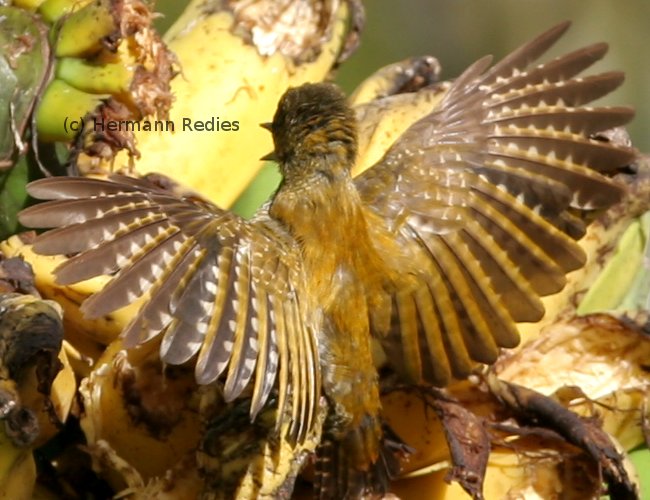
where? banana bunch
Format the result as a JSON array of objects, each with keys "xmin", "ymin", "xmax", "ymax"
[
  {"xmin": 0, "ymin": 56, "xmax": 436, "ymax": 498},
  {"xmin": 11, "ymin": 0, "xmax": 175, "ymax": 156},
  {"xmin": 10, "ymin": 0, "xmax": 356, "ymax": 206},
  {"xmin": 68, "ymin": 311, "xmax": 325, "ymax": 498}
]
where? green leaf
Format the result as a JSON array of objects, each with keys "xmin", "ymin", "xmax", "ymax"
[
  {"xmin": 0, "ymin": 6, "xmax": 50, "ymax": 168},
  {"xmin": 232, "ymin": 163, "xmax": 281, "ymax": 218},
  {"xmin": 578, "ymin": 216, "xmax": 648, "ymax": 314},
  {"xmin": 618, "ymin": 211, "xmax": 650, "ymax": 310},
  {"xmin": 154, "ymin": 0, "xmax": 190, "ymax": 34},
  {"xmin": 0, "ymin": 154, "xmax": 29, "ymax": 240},
  {"xmin": 629, "ymin": 447, "xmax": 650, "ymax": 500}
]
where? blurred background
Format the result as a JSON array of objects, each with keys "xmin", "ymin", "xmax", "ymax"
[{"xmin": 336, "ymin": 0, "xmax": 650, "ymax": 151}]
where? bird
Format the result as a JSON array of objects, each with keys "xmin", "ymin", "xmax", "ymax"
[{"xmin": 18, "ymin": 21, "xmax": 636, "ymax": 498}]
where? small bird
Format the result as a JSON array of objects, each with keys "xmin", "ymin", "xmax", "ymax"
[{"xmin": 19, "ymin": 22, "xmax": 636, "ymax": 498}]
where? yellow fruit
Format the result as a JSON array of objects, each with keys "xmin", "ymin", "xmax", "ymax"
[
  {"xmin": 0, "ymin": 235, "xmax": 144, "ymax": 351},
  {"xmin": 353, "ymin": 88, "xmax": 450, "ymax": 177},
  {"xmin": 101, "ymin": 0, "xmax": 353, "ymax": 207},
  {"xmin": 0, "ymin": 435, "xmax": 36, "ymax": 500},
  {"xmin": 79, "ymin": 339, "xmax": 201, "ymax": 487}
]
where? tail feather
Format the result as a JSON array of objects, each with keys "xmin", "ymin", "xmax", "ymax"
[{"xmin": 314, "ymin": 421, "xmax": 410, "ymax": 499}]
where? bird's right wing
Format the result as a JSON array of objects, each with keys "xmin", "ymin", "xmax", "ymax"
[{"xmin": 19, "ymin": 175, "xmax": 319, "ymax": 441}]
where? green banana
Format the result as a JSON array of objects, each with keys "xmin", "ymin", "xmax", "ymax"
[
  {"xmin": 53, "ymin": 0, "xmax": 116, "ymax": 57},
  {"xmin": 10, "ymin": 0, "xmax": 46, "ymax": 11},
  {"xmin": 38, "ymin": 0, "xmax": 90, "ymax": 23},
  {"xmin": 56, "ymin": 56, "xmax": 133, "ymax": 95},
  {"xmin": 28, "ymin": 0, "xmax": 175, "ymax": 156},
  {"xmin": 36, "ymin": 79, "xmax": 108, "ymax": 142}
]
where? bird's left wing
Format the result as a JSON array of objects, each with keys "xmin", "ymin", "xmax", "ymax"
[
  {"xmin": 355, "ymin": 22, "xmax": 637, "ymax": 386},
  {"xmin": 19, "ymin": 175, "xmax": 319, "ymax": 440}
]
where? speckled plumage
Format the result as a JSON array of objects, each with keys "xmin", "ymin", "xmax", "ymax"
[{"xmin": 19, "ymin": 22, "xmax": 636, "ymax": 498}]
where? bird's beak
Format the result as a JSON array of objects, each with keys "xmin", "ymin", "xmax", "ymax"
[
  {"xmin": 259, "ymin": 123, "xmax": 276, "ymax": 160},
  {"xmin": 260, "ymin": 150, "xmax": 278, "ymax": 162}
]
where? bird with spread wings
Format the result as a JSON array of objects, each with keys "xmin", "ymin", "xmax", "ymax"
[{"xmin": 19, "ymin": 21, "xmax": 636, "ymax": 498}]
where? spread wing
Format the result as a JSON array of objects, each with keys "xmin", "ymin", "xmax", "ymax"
[
  {"xmin": 355, "ymin": 22, "xmax": 636, "ymax": 386},
  {"xmin": 19, "ymin": 175, "xmax": 319, "ymax": 441}
]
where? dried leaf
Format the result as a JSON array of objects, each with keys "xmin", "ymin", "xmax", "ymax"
[
  {"xmin": 487, "ymin": 375, "xmax": 639, "ymax": 499},
  {"xmin": 428, "ymin": 390, "xmax": 489, "ymax": 500}
]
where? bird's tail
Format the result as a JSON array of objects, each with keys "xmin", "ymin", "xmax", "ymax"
[{"xmin": 314, "ymin": 417, "xmax": 410, "ymax": 499}]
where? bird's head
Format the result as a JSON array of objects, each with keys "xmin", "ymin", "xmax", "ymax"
[{"xmin": 261, "ymin": 82, "xmax": 357, "ymax": 182}]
